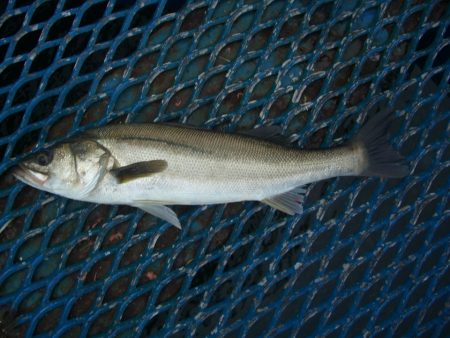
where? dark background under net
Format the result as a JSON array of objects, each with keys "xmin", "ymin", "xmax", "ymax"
[{"xmin": 0, "ymin": 0, "xmax": 449, "ymax": 337}]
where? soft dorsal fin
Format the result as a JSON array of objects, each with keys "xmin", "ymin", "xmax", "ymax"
[
  {"xmin": 163, "ymin": 122, "xmax": 289, "ymax": 145},
  {"xmin": 262, "ymin": 186, "xmax": 307, "ymax": 215},
  {"xmin": 239, "ymin": 125, "xmax": 291, "ymax": 145},
  {"xmin": 133, "ymin": 201, "xmax": 181, "ymax": 229},
  {"xmin": 110, "ymin": 160, "xmax": 167, "ymax": 183},
  {"xmin": 239, "ymin": 125, "xmax": 282, "ymax": 138}
]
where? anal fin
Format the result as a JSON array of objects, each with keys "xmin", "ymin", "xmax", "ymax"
[
  {"xmin": 133, "ymin": 201, "xmax": 181, "ymax": 229},
  {"xmin": 262, "ymin": 186, "xmax": 306, "ymax": 215}
]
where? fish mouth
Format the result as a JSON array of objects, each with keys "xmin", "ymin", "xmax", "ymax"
[{"xmin": 12, "ymin": 164, "xmax": 48, "ymax": 187}]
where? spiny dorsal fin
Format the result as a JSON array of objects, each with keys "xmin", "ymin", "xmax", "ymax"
[
  {"xmin": 133, "ymin": 201, "xmax": 181, "ymax": 229},
  {"xmin": 110, "ymin": 160, "xmax": 167, "ymax": 184},
  {"xmin": 239, "ymin": 125, "xmax": 282, "ymax": 139},
  {"xmin": 262, "ymin": 186, "xmax": 306, "ymax": 215}
]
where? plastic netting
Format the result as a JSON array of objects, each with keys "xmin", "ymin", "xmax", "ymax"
[{"xmin": 0, "ymin": 0, "xmax": 449, "ymax": 336}]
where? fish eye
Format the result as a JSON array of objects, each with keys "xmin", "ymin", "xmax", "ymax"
[{"xmin": 36, "ymin": 150, "xmax": 53, "ymax": 166}]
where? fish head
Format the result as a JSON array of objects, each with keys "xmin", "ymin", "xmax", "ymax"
[{"xmin": 13, "ymin": 140, "xmax": 113, "ymax": 199}]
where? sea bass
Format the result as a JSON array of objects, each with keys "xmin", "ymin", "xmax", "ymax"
[{"xmin": 12, "ymin": 112, "xmax": 408, "ymax": 228}]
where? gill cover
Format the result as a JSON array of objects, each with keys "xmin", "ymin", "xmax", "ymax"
[{"xmin": 68, "ymin": 140, "xmax": 113, "ymax": 198}]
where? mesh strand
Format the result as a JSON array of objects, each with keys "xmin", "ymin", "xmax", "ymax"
[{"xmin": 0, "ymin": 0, "xmax": 449, "ymax": 336}]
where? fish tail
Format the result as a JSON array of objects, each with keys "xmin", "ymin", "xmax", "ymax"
[{"xmin": 352, "ymin": 111, "xmax": 409, "ymax": 178}]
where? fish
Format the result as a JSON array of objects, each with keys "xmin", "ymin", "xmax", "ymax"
[{"xmin": 12, "ymin": 111, "xmax": 408, "ymax": 229}]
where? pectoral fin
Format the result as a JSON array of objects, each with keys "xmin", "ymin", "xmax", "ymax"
[
  {"xmin": 262, "ymin": 186, "xmax": 306, "ymax": 215},
  {"xmin": 111, "ymin": 160, "xmax": 167, "ymax": 183},
  {"xmin": 133, "ymin": 202, "xmax": 181, "ymax": 229}
]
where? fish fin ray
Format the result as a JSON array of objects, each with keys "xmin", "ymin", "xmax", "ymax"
[
  {"xmin": 239, "ymin": 125, "xmax": 281, "ymax": 138},
  {"xmin": 110, "ymin": 160, "xmax": 167, "ymax": 183},
  {"xmin": 239, "ymin": 125, "xmax": 290, "ymax": 145},
  {"xmin": 164, "ymin": 122, "xmax": 289, "ymax": 145},
  {"xmin": 162, "ymin": 122, "xmax": 201, "ymax": 130},
  {"xmin": 262, "ymin": 186, "xmax": 306, "ymax": 215},
  {"xmin": 353, "ymin": 110, "xmax": 409, "ymax": 178},
  {"xmin": 133, "ymin": 202, "xmax": 181, "ymax": 229}
]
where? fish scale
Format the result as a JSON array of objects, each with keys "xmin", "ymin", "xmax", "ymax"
[{"xmin": 89, "ymin": 124, "xmax": 356, "ymax": 200}]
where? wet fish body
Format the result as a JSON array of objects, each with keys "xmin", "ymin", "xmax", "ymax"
[
  {"xmin": 13, "ymin": 112, "xmax": 408, "ymax": 228},
  {"xmin": 85, "ymin": 124, "xmax": 361, "ymax": 205}
]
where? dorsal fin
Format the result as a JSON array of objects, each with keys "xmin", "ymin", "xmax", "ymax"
[
  {"xmin": 238, "ymin": 125, "xmax": 290, "ymax": 145},
  {"xmin": 163, "ymin": 122, "xmax": 289, "ymax": 144}
]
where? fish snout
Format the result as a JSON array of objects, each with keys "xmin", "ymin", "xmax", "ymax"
[{"xmin": 12, "ymin": 163, "xmax": 49, "ymax": 187}]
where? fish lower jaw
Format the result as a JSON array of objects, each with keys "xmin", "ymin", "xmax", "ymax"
[{"xmin": 12, "ymin": 166, "xmax": 48, "ymax": 187}]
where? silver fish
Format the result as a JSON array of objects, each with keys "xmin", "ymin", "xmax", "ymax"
[{"xmin": 12, "ymin": 112, "xmax": 408, "ymax": 228}]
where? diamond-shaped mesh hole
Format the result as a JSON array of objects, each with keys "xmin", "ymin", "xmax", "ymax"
[
  {"xmin": 156, "ymin": 275, "xmax": 185, "ymax": 305},
  {"xmin": 122, "ymin": 292, "xmax": 151, "ymax": 321},
  {"xmin": 0, "ymin": 13, "xmax": 25, "ymax": 38},
  {"xmin": 131, "ymin": 4, "xmax": 158, "ymax": 28},
  {"xmin": 34, "ymin": 306, "xmax": 62, "ymax": 335},
  {"xmin": 88, "ymin": 308, "xmax": 116, "ymax": 336},
  {"xmin": 0, "ymin": 1, "xmax": 447, "ymax": 337},
  {"xmin": 297, "ymin": 310, "xmax": 322, "ymax": 337}
]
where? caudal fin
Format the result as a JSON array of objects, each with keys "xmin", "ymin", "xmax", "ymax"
[{"xmin": 353, "ymin": 110, "xmax": 409, "ymax": 178}]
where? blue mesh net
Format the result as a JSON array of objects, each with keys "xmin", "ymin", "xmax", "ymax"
[{"xmin": 0, "ymin": 0, "xmax": 449, "ymax": 336}]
